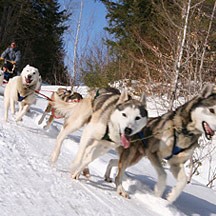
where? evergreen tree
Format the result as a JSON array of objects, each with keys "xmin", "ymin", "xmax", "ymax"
[
  {"xmin": 98, "ymin": 0, "xmax": 216, "ymax": 96},
  {"xmin": 0, "ymin": 0, "xmax": 70, "ymax": 84}
]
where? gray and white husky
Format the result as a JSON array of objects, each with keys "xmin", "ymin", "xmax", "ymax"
[
  {"xmin": 70, "ymin": 88, "xmax": 148, "ymax": 179},
  {"xmin": 50, "ymin": 87, "xmax": 148, "ymax": 180},
  {"xmin": 105, "ymin": 84, "xmax": 216, "ymax": 203}
]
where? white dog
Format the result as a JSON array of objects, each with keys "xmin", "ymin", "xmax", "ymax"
[{"xmin": 4, "ymin": 64, "xmax": 41, "ymax": 122}]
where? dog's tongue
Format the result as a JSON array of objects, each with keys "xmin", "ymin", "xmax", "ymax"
[
  {"xmin": 25, "ymin": 77, "xmax": 31, "ymax": 84},
  {"xmin": 121, "ymin": 134, "xmax": 130, "ymax": 149}
]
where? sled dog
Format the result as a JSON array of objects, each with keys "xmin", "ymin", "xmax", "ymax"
[
  {"xmin": 69, "ymin": 89, "xmax": 148, "ymax": 180},
  {"xmin": 50, "ymin": 88, "xmax": 148, "ymax": 172},
  {"xmin": 38, "ymin": 88, "xmax": 83, "ymax": 129},
  {"xmin": 4, "ymin": 64, "xmax": 41, "ymax": 122},
  {"xmin": 105, "ymin": 84, "xmax": 216, "ymax": 203},
  {"xmin": 50, "ymin": 87, "xmax": 126, "ymax": 164}
]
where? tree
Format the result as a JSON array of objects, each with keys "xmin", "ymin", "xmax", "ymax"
[
  {"xmin": 99, "ymin": 0, "xmax": 216, "ymax": 104},
  {"xmin": 0, "ymin": 0, "xmax": 70, "ymax": 85}
]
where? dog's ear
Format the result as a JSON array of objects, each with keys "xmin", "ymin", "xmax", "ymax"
[
  {"xmin": 117, "ymin": 89, "xmax": 129, "ymax": 104},
  {"xmin": 140, "ymin": 92, "xmax": 146, "ymax": 107},
  {"xmin": 200, "ymin": 84, "xmax": 215, "ymax": 98}
]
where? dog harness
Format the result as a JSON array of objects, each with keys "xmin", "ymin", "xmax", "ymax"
[
  {"xmin": 165, "ymin": 129, "xmax": 185, "ymax": 160},
  {"xmin": 137, "ymin": 131, "xmax": 148, "ymax": 147},
  {"xmin": 102, "ymin": 127, "xmax": 113, "ymax": 142},
  {"xmin": 17, "ymin": 92, "xmax": 28, "ymax": 102}
]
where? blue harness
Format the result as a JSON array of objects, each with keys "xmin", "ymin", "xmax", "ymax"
[
  {"xmin": 137, "ymin": 131, "xmax": 148, "ymax": 147},
  {"xmin": 137, "ymin": 130, "xmax": 184, "ymax": 160},
  {"xmin": 165, "ymin": 129, "xmax": 184, "ymax": 160},
  {"xmin": 18, "ymin": 92, "xmax": 27, "ymax": 102}
]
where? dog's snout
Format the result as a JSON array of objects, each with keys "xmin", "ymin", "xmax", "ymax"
[
  {"xmin": 27, "ymin": 74, "xmax": 32, "ymax": 79},
  {"xmin": 124, "ymin": 127, "xmax": 132, "ymax": 136}
]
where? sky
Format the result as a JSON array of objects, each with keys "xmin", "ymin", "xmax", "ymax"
[
  {"xmin": 59, "ymin": 0, "xmax": 108, "ymax": 73},
  {"xmin": 0, "ymin": 83, "xmax": 216, "ymax": 215}
]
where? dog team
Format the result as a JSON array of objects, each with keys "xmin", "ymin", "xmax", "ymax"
[{"xmin": 1, "ymin": 64, "xmax": 216, "ymax": 204}]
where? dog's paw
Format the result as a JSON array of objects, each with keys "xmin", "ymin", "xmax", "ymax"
[
  {"xmin": 15, "ymin": 117, "xmax": 23, "ymax": 122},
  {"xmin": 117, "ymin": 185, "xmax": 130, "ymax": 199},
  {"xmin": 166, "ymin": 191, "xmax": 176, "ymax": 204},
  {"xmin": 71, "ymin": 172, "xmax": 80, "ymax": 180},
  {"xmin": 82, "ymin": 168, "xmax": 90, "ymax": 178},
  {"xmin": 104, "ymin": 176, "xmax": 112, "ymax": 183},
  {"xmin": 43, "ymin": 125, "xmax": 49, "ymax": 130}
]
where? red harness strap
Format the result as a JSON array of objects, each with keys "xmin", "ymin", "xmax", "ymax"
[{"xmin": 35, "ymin": 90, "xmax": 53, "ymax": 101}]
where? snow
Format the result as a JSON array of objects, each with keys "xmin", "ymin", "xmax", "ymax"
[{"xmin": 0, "ymin": 85, "xmax": 216, "ymax": 216}]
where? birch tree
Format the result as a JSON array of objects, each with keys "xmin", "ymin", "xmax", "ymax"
[
  {"xmin": 168, "ymin": 0, "xmax": 191, "ymax": 110},
  {"xmin": 71, "ymin": 0, "xmax": 83, "ymax": 89}
]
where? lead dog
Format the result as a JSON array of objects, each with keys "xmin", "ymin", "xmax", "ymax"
[
  {"xmin": 38, "ymin": 88, "xmax": 83, "ymax": 129},
  {"xmin": 4, "ymin": 64, "xmax": 41, "ymax": 122},
  {"xmin": 105, "ymin": 84, "xmax": 216, "ymax": 203},
  {"xmin": 69, "ymin": 88, "xmax": 148, "ymax": 180}
]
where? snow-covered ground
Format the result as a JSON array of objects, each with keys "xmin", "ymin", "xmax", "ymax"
[{"xmin": 0, "ymin": 85, "xmax": 216, "ymax": 216}]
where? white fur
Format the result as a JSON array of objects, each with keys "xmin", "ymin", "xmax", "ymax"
[
  {"xmin": 191, "ymin": 106, "xmax": 216, "ymax": 132},
  {"xmin": 70, "ymin": 91, "xmax": 147, "ymax": 179},
  {"xmin": 4, "ymin": 64, "xmax": 41, "ymax": 122},
  {"xmin": 50, "ymin": 97, "xmax": 93, "ymax": 163}
]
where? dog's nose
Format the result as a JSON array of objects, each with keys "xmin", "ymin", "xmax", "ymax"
[
  {"xmin": 27, "ymin": 75, "xmax": 32, "ymax": 79},
  {"xmin": 124, "ymin": 127, "xmax": 132, "ymax": 136}
]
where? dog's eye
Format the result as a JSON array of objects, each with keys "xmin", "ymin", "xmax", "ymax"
[
  {"xmin": 33, "ymin": 72, "xmax": 36, "ymax": 75},
  {"xmin": 122, "ymin": 113, "xmax": 127, "ymax": 117},
  {"xmin": 209, "ymin": 108, "xmax": 215, "ymax": 114},
  {"xmin": 135, "ymin": 116, "xmax": 141, "ymax": 121}
]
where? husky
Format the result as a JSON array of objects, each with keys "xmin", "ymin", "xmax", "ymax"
[
  {"xmin": 4, "ymin": 64, "xmax": 41, "ymax": 122},
  {"xmin": 69, "ymin": 89, "xmax": 148, "ymax": 180},
  {"xmin": 50, "ymin": 87, "xmax": 125, "ymax": 164},
  {"xmin": 50, "ymin": 88, "xmax": 148, "ymax": 175},
  {"xmin": 105, "ymin": 84, "xmax": 216, "ymax": 203},
  {"xmin": 38, "ymin": 88, "xmax": 83, "ymax": 129}
]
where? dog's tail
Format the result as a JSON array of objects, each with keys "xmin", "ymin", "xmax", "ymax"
[{"xmin": 52, "ymin": 93, "xmax": 92, "ymax": 118}]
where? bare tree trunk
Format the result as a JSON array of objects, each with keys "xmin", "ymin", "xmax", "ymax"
[
  {"xmin": 168, "ymin": 0, "xmax": 191, "ymax": 110},
  {"xmin": 198, "ymin": 0, "xmax": 216, "ymax": 90},
  {"xmin": 71, "ymin": 0, "xmax": 83, "ymax": 91}
]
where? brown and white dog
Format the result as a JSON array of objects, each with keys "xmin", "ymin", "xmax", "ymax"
[{"xmin": 38, "ymin": 88, "xmax": 83, "ymax": 129}]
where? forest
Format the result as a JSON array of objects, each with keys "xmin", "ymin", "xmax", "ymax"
[
  {"xmin": 0, "ymin": 0, "xmax": 215, "ymax": 109},
  {"xmin": 0, "ymin": 0, "xmax": 70, "ymax": 85},
  {"xmin": 0, "ymin": 0, "xmax": 215, "ymax": 193}
]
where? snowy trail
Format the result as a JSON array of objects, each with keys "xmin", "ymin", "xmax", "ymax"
[{"xmin": 0, "ymin": 87, "xmax": 216, "ymax": 216}]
